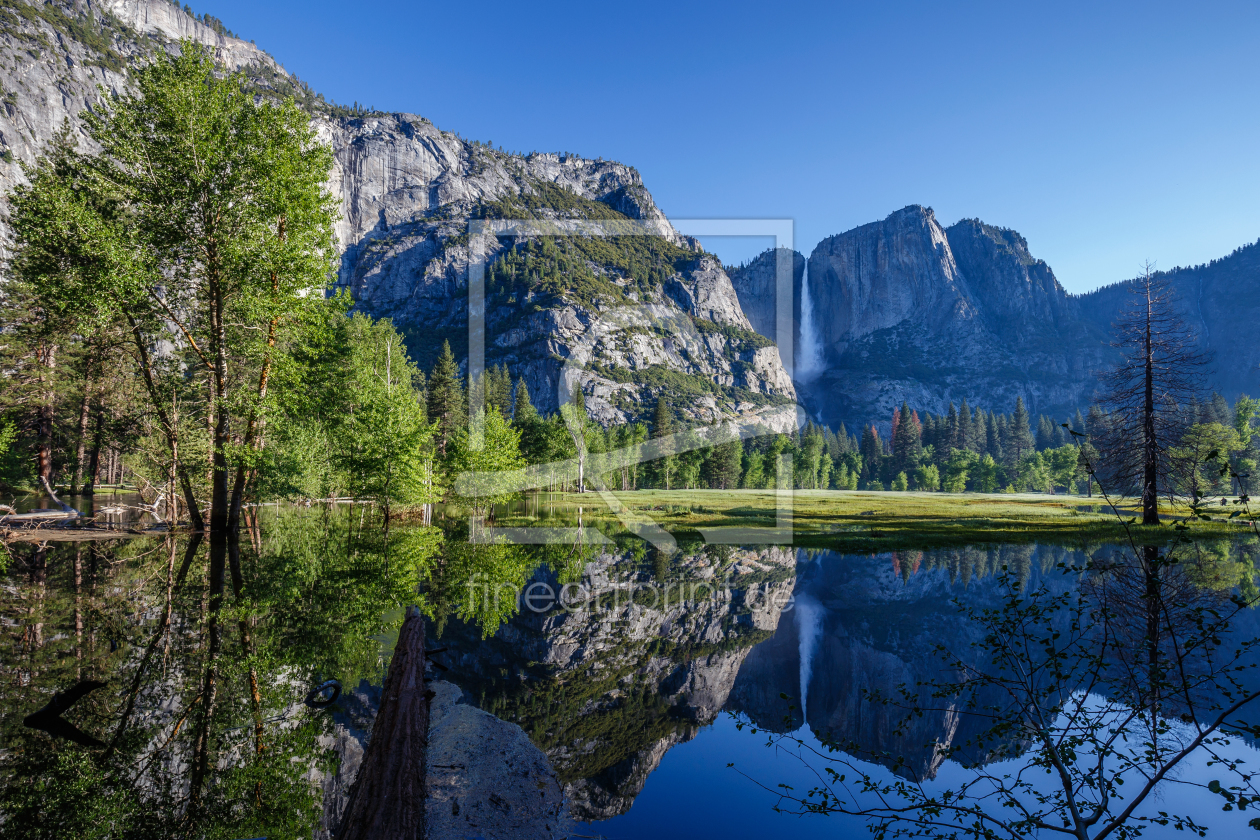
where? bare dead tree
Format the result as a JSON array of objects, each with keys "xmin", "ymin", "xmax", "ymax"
[{"xmin": 1096, "ymin": 263, "xmax": 1209, "ymax": 524}]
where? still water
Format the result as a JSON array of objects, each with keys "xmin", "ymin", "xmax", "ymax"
[{"xmin": 2, "ymin": 503, "xmax": 1259, "ymax": 838}]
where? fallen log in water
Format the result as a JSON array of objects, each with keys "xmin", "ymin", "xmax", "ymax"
[
  {"xmin": 334, "ymin": 606, "xmax": 428, "ymax": 840},
  {"xmin": 0, "ymin": 511, "xmax": 78, "ymax": 522},
  {"xmin": 0, "ymin": 519, "xmax": 174, "ymax": 543}
]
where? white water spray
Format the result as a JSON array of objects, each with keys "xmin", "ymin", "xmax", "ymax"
[
  {"xmin": 796, "ymin": 595, "xmax": 823, "ymax": 723},
  {"xmin": 796, "ymin": 260, "xmax": 825, "ymax": 382}
]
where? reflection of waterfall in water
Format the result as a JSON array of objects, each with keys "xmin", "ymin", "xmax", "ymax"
[
  {"xmin": 796, "ymin": 595, "xmax": 823, "ymax": 722},
  {"xmin": 796, "ymin": 260, "xmax": 825, "ymax": 382}
]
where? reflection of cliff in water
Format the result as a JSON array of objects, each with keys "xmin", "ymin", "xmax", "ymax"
[
  {"xmin": 729, "ymin": 544, "xmax": 1078, "ymax": 780},
  {"xmin": 430, "ymin": 544, "xmax": 797, "ymax": 821}
]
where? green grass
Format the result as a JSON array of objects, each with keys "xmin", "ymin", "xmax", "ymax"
[{"xmin": 530, "ymin": 489, "xmax": 1254, "ymax": 551}]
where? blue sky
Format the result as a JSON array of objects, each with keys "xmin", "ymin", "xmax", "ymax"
[{"xmin": 203, "ymin": 0, "xmax": 1260, "ymax": 293}]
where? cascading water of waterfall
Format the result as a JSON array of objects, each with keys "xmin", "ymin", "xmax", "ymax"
[
  {"xmin": 796, "ymin": 260, "xmax": 826, "ymax": 382},
  {"xmin": 796, "ymin": 595, "xmax": 823, "ymax": 725}
]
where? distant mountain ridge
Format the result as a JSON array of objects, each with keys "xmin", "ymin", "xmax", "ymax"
[{"xmin": 730, "ymin": 205, "xmax": 1260, "ymax": 432}]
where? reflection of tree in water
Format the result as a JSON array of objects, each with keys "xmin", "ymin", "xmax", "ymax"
[
  {"xmin": 736, "ymin": 536, "xmax": 1260, "ymax": 839},
  {"xmin": 733, "ymin": 540, "xmax": 1260, "ymax": 785},
  {"xmin": 0, "ymin": 508, "xmax": 445, "ymax": 839}
]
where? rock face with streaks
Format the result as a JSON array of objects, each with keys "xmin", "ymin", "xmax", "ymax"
[
  {"xmin": 731, "ymin": 207, "xmax": 1111, "ymax": 430},
  {"xmin": 0, "ymin": 1, "xmax": 289, "ymax": 210},
  {"xmin": 727, "ymin": 545, "xmax": 1062, "ymax": 781},
  {"xmin": 314, "ymin": 111, "xmax": 798, "ymax": 424},
  {"xmin": 732, "ymin": 206, "xmax": 1260, "ymax": 432}
]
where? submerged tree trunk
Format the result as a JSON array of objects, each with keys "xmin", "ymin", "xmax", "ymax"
[
  {"xmin": 334, "ymin": 607, "xmax": 428, "ymax": 840},
  {"xmin": 189, "ymin": 530, "xmax": 226, "ymax": 809},
  {"xmin": 1143, "ymin": 544, "xmax": 1162, "ymax": 708}
]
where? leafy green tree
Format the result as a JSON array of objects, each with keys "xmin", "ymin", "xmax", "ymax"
[
  {"xmin": 1044, "ymin": 444, "xmax": 1081, "ymax": 494},
  {"xmin": 833, "ymin": 459, "xmax": 859, "ymax": 490},
  {"xmin": 333, "ymin": 315, "xmax": 439, "ymax": 510},
  {"xmin": 559, "ymin": 387, "xmax": 590, "ymax": 492},
  {"xmin": 797, "ymin": 425, "xmax": 827, "ymax": 489},
  {"xmin": 973, "ymin": 453, "xmax": 1001, "ymax": 493},
  {"xmin": 741, "ymin": 450, "xmax": 766, "ymax": 489},
  {"xmin": 1017, "ymin": 451, "xmax": 1051, "ymax": 493},
  {"xmin": 943, "ymin": 449, "xmax": 978, "ymax": 492},
  {"xmin": 890, "ymin": 471, "xmax": 909, "ymax": 491},
  {"xmin": 912, "ymin": 462, "xmax": 940, "ymax": 491},
  {"xmin": 1233, "ymin": 395, "xmax": 1256, "ymax": 447},
  {"xmin": 1170, "ymin": 422, "xmax": 1243, "ymax": 500},
  {"xmin": 675, "ymin": 428, "xmax": 705, "ymax": 489},
  {"xmin": 451, "ymin": 407, "xmax": 526, "ymax": 514},
  {"xmin": 89, "ymin": 44, "xmax": 335, "ymax": 531}
]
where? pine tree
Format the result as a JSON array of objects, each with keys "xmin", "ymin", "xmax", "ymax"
[
  {"xmin": 650, "ymin": 396, "xmax": 676, "ymax": 490},
  {"xmin": 946, "ymin": 403, "xmax": 960, "ymax": 454},
  {"xmin": 860, "ymin": 424, "xmax": 883, "ymax": 480},
  {"xmin": 486, "ymin": 364, "xmax": 512, "ymax": 418},
  {"xmin": 1073, "ymin": 409, "xmax": 1088, "ymax": 436},
  {"xmin": 704, "ymin": 425, "xmax": 743, "ymax": 489},
  {"xmin": 957, "ymin": 400, "xmax": 972, "ymax": 452},
  {"xmin": 969, "ymin": 408, "xmax": 987, "ymax": 453},
  {"xmin": 427, "ymin": 341, "xmax": 465, "ymax": 458},
  {"xmin": 1036, "ymin": 415, "xmax": 1056, "ymax": 451},
  {"xmin": 987, "ymin": 413, "xmax": 1003, "ymax": 463},
  {"xmin": 1209, "ymin": 392, "xmax": 1232, "ymax": 427},
  {"xmin": 1008, "ymin": 397, "xmax": 1035, "ymax": 467},
  {"xmin": 892, "ymin": 402, "xmax": 921, "ymax": 475},
  {"xmin": 512, "ymin": 377, "xmax": 537, "ymax": 425}
]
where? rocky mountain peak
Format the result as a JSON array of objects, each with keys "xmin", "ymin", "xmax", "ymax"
[
  {"xmin": 807, "ymin": 204, "xmax": 970, "ymax": 353},
  {"xmin": 944, "ymin": 217, "xmax": 1077, "ymax": 337}
]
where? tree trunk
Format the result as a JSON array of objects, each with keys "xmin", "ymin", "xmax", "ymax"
[
  {"xmin": 36, "ymin": 340, "xmax": 56, "ymax": 489},
  {"xmin": 333, "ymin": 607, "xmax": 428, "ymax": 840},
  {"xmin": 72, "ymin": 364, "xmax": 92, "ymax": 491},
  {"xmin": 126, "ymin": 312, "xmax": 203, "ymax": 527},
  {"xmin": 210, "ymin": 280, "xmax": 231, "ymax": 533},
  {"xmin": 1142, "ymin": 288, "xmax": 1160, "ymax": 525}
]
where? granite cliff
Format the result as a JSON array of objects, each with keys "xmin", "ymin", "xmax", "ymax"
[
  {"xmin": 731, "ymin": 205, "xmax": 1258, "ymax": 432},
  {"xmin": 0, "ymin": 0, "xmax": 798, "ymax": 430}
]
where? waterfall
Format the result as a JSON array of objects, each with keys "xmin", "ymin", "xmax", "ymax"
[
  {"xmin": 797, "ymin": 260, "xmax": 825, "ymax": 382},
  {"xmin": 796, "ymin": 595, "xmax": 823, "ymax": 724}
]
